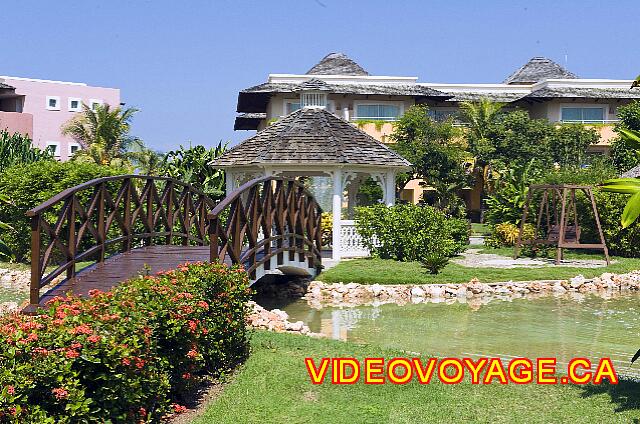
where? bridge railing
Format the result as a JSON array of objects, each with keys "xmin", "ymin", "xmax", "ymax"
[
  {"xmin": 208, "ymin": 177, "xmax": 323, "ymax": 279},
  {"xmin": 27, "ymin": 175, "xmax": 216, "ymax": 306}
]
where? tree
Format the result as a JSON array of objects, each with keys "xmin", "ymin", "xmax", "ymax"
[
  {"xmin": 0, "ymin": 194, "xmax": 12, "ymax": 260},
  {"xmin": 611, "ymin": 101, "xmax": 640, "ymax": 172},
  {"xmin": 389, "ymin": 105, "xmax": 470, "ymax": 215},
  {"xmin": 0, "ymin": 129, "xmax": 53, "ymax": 172},
  {"xmin": 62, "ymin": 103, "xmax": 141, "ymax": 167},
  {"xmin": 459, "ymin": 98, "xmax": 505, "ymax": 162},
  {"xmin": 549, "ymin": 124, "xmax": 599, "ymax": 167}
]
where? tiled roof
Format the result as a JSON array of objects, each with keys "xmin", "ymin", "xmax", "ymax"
[
  {"xmin": 621, "ymin": 164, "xmax": 640, "ymax": 178},
  {"xmin": 526, "ymin": 87, "xmax": 640, "ymax": 99},
  {"xmin": 234, "ymin": 113, "xmax": 267, "ymax": 130},
  {"xmin": 214, "ymin": 108, "xmax": 411, "ymax": 168},
  {"xmin": 292, "ymin": 78, "xmax": 332, "ymax": 92},
  {"xmin": 306, "ymin": 53, "xmax": 369, "ymax": 76},
  {"xmin": 446, "ymin": 91, "xmax": 527, "ymax": 103},
  {"xmin": 241, "ymin": 81, "xmax": 448, "ymax": 97},
  {"xmin": 504, "ymin": 57, "xmax": 578, "ymax": 84}
]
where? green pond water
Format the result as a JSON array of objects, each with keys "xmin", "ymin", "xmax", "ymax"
[{"xmin": 266, "ymin": 294, "xmax": 640, "ymax": 378}]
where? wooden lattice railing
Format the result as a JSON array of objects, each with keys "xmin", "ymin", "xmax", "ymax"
[
  {"xmin": 27, "ymin": 175, "xmax": 216, "ymax": 306},
  {"xmin": 208, "ymin": 177, "xmax": 323, "ymax": 279}
]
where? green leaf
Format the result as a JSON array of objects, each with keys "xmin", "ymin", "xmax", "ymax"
[
  {"xmin": 621, "ymin": 191, "xmax": 640, "ymax": 228},
  {"xmin": 619, "ymin": 128, "xmax": 640, "ymax": 150}
]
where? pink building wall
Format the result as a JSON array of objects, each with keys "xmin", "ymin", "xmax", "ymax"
[
  {"xmin": 0, "ymin": 111, "xmax": 33, "ymax": 138},
  {"xmin": 1, "ymin": 77, "xmax": 120, "ymax": 161}
]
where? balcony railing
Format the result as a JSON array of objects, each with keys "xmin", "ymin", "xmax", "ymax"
[{"xmin": 560, "ymin": 119, "xmax": 619, "ymax": 124}]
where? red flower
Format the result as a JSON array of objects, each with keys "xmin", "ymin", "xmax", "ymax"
[
  {"xmin": 172, "ymin": 403, "xmax": 187, "ymax": 414},
  {"xmin": 87, "ymin": 335, "xmax": 101, "ymax": 343},
  {"xmin": 122, "ymin": 357, "xmax": 131, "ymax": 366},
  {"xmin": 134, "ymin": 357, "xmax": 145, "ymax": 369},
  {"xmin": 6, "ymin": 385, "xmax": 14, "ymax": 395},
  {"xmin": 182, "ymin": 372, "xmax": 191, "ymax": 380},
  {"xmin": 197, "ymin": 300, "xmax": 209, "ymax": 309},
  {"xmin": 139, "ymin": 407, "xmax": 147, "ymax": 417},
  {"xmin": 188, "ymin": 320, "xmax": 198, "ymax": 332},
  {"xmin": 186, "ymin": 349, "xmax": 198, "ymax": 359},
  {"xmin": 88, "ymin": 289, "xmax": 103, "ymax": 297},
  {"xmin": 52, "ymin": 387, "xmax": 69, "ymax": 400},
  {"xmin": 66, "ymin": 349, "xmax": 80, "ymax": 359},
  {"xmin": 70, "ymin": 324, "xmax": 92, "ymax": 335}
]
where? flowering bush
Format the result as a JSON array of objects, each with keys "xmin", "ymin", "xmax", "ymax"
[{"xmin": 0, "ymin": 261, "xmax": 251, "ymax": 423}]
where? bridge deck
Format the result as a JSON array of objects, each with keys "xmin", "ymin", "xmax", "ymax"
[{"xmin": 40, "ymin": 246, "xmax": 216, "ymax": 305}]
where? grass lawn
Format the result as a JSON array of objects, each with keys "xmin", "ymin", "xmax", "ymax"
[
  {"xmin": 194, "ymin": 331, "xmax": 640, "ymax": 424},
  {"xmin": 318, "ymin": 248, "xmax": 640, "ymax": 285},
  {"xmin": 470, "ymin": 223, "xmax": 491, "ymax": 236}
]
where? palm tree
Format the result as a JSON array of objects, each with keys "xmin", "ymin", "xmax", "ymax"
[
  {"xmin": 458, "ymin": 98, "xmax": 505, "ymax": 143},
  {"xmin": 62, "ymin": 103, "xmax": 141, "ymax": 167},
  {"xmin": 458, "ymin": 99, "xmax": 505, "ymax": 198}
]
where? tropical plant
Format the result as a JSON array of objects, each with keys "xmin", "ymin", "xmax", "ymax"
[
  {"xmin": 62, "ymin": 103, "xmax": 142, "ymax": 167},
  {"xmin": 0, "ymin": 194, "xmax": 12, "ymax": 260},
  {"xmin": 161, "ymin": 143, "xmax": 228, "ymax": 200},
  {"xmin": 600, "ymin": 129, "xmax": 640, "ymax": 228},
  {"xmin": 484, "ymin": 160, "xmax": 541, "ymax": 225},
  {"xmin": 0, "ymin": 129, "xmax": 53, "ymax": 172}
]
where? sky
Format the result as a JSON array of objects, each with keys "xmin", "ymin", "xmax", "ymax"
[{"xmin": 2, "ymin": 0, "xmax": 638, "ymax": 152}]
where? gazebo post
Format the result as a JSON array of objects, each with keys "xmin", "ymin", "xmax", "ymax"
[
  {"xmin": 332, "ymin": 169, "xmax": 343, "ymax": 260},
  {"xmin": 225, "ymin": 171, "xmax": 235, "ymax": 195},
  {"xmin": 385, "ymin": 170, "xmax": 396, "ymax": 206}
]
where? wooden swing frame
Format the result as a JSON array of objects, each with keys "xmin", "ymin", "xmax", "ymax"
[{"xmin": 513, "ymin": 184, "xmax": 610, "ymax": 265}]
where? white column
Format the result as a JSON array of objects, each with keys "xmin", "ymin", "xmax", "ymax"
[
  {"xmin": 385, "ymin": 170, "xmax": 396, "ymax": 206},
  {"xmin": 332, "ymin": 169, "xmax": 343, "ymax": 260},
  {"xmin": 342, "ymin": 107, "xmax": 349, "ymax": 121},
  {"xmin": 225, "ymin": 171, "xmax": 235, "ymax": 194}
]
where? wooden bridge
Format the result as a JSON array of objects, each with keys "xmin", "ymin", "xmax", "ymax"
[{"xmin": 25, "ymin": 175, "xmax": 323, "ymax": 313}]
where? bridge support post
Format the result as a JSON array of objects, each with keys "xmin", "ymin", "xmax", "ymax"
[{"xmin": 332, "ymin": 169, "xmax": 342, "ymax": 261}]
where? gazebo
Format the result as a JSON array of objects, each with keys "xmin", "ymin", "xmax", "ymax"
[{"xmin": 211, "ymin": 107, "xmax": 411, "ymax": 260}]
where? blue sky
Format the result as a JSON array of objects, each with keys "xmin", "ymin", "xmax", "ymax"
[{"xmin": 2, "ymin": 0, "xmax": 638, "ymax": 151}]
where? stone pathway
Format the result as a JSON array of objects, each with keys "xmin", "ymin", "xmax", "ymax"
[{"xmin": 453, "ymin": 248, "xmax": 611, "ymax": 269}]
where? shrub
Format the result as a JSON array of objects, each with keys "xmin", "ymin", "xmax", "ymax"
[
  {"xmin": 0, "ymin": 261, "xmax": 251, "ymax": 422},
  {"xmin": 0, "ymin": 130, "xmax": 53, "ymax": 172},
  {"xmin": 355, "ymin": 204, "xmax": 465, "ymax": 274},
  {"xmin": 485, "ymin": 222, "xmax": 535, "ymax": 248},
  {"xmin": 0, "ymin": 161, "xmax": 121, "ymax": 262}
]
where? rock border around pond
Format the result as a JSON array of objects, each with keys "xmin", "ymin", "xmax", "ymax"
[{"xmin": 304, "ymin": 271, "xmax": 640, "ymax": 307}]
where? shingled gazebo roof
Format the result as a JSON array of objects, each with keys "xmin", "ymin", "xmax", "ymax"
[
  {"xmin": 306, "ymin": 52, "xmax": 369, "ymax": 76},
  {"xmin": 504, "ymin": 57, "xmax": 578, "ymax": 84},
  {"xmin": 213, "ymin": 108, "xmax": 411, "ymax": 169}
]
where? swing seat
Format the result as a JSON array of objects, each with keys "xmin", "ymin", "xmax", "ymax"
[{"xmin": 548, "ymin": 224, "xmax": 581, "ymax": 244}]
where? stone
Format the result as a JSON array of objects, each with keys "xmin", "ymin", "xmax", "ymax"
[
  {"xmin": 552, "ymin": 283, "xmax": 567, "ymax": 293},
  {"xmin": 410, "ymin": 286, "xmax": 425, "ymax": 298},
  {"xmin": 570, "ymin": 275, "xmax": 586, "ymax": 289}
]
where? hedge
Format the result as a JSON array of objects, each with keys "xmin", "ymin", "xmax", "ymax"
[
  {"xmin": 0, "ymin": 161, "xmax": 121, "ymax": 262},
  {"xmin": 0, "ymin": 261, "xmax": 251, "ymax": 422}
]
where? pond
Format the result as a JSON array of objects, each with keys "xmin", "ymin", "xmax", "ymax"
[{"xmin": 264, "ymin": 293, "xmax": 640, "ymax": 378}]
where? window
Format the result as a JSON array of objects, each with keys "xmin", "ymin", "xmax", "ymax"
[
  {"xmin": 46, "ymin": 96, "xmax": 61, "ymax": 111},
  {"xmin": 561, "ymin": 107, "xmax": 605, "ymax": 123},
  {"xmin": 69, "ymin": 142, "xmax": 81, "ymax": 156},
  {"xmin": 284, "ymin": 100, "xmax": 301, "ymax": 115},
  {"xmin": 301, "ymin": 93, "xmax": 327, "ymax": 109},
  {"xmin": 46, "ymin": 141, "xmax": 60, "ymax": 157},
  {"xmin": 68, "ymin": 97, "xmax": 82, "ymax": 112},
  {"xmin": 428, "ymin": 109, "xmax": 459, "ymax": 122},
  {"xmin": 89, "ymin": 99, "xmax": 103, "ymax": 110},
  {"xmin": 356, "ymin": 104, "xmax": 401, "ymax": 120}
]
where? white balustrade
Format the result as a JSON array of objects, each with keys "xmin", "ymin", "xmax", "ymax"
[{"xmin": 338, "ymin": 220, "xmax": 375, "ymax": 258}]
